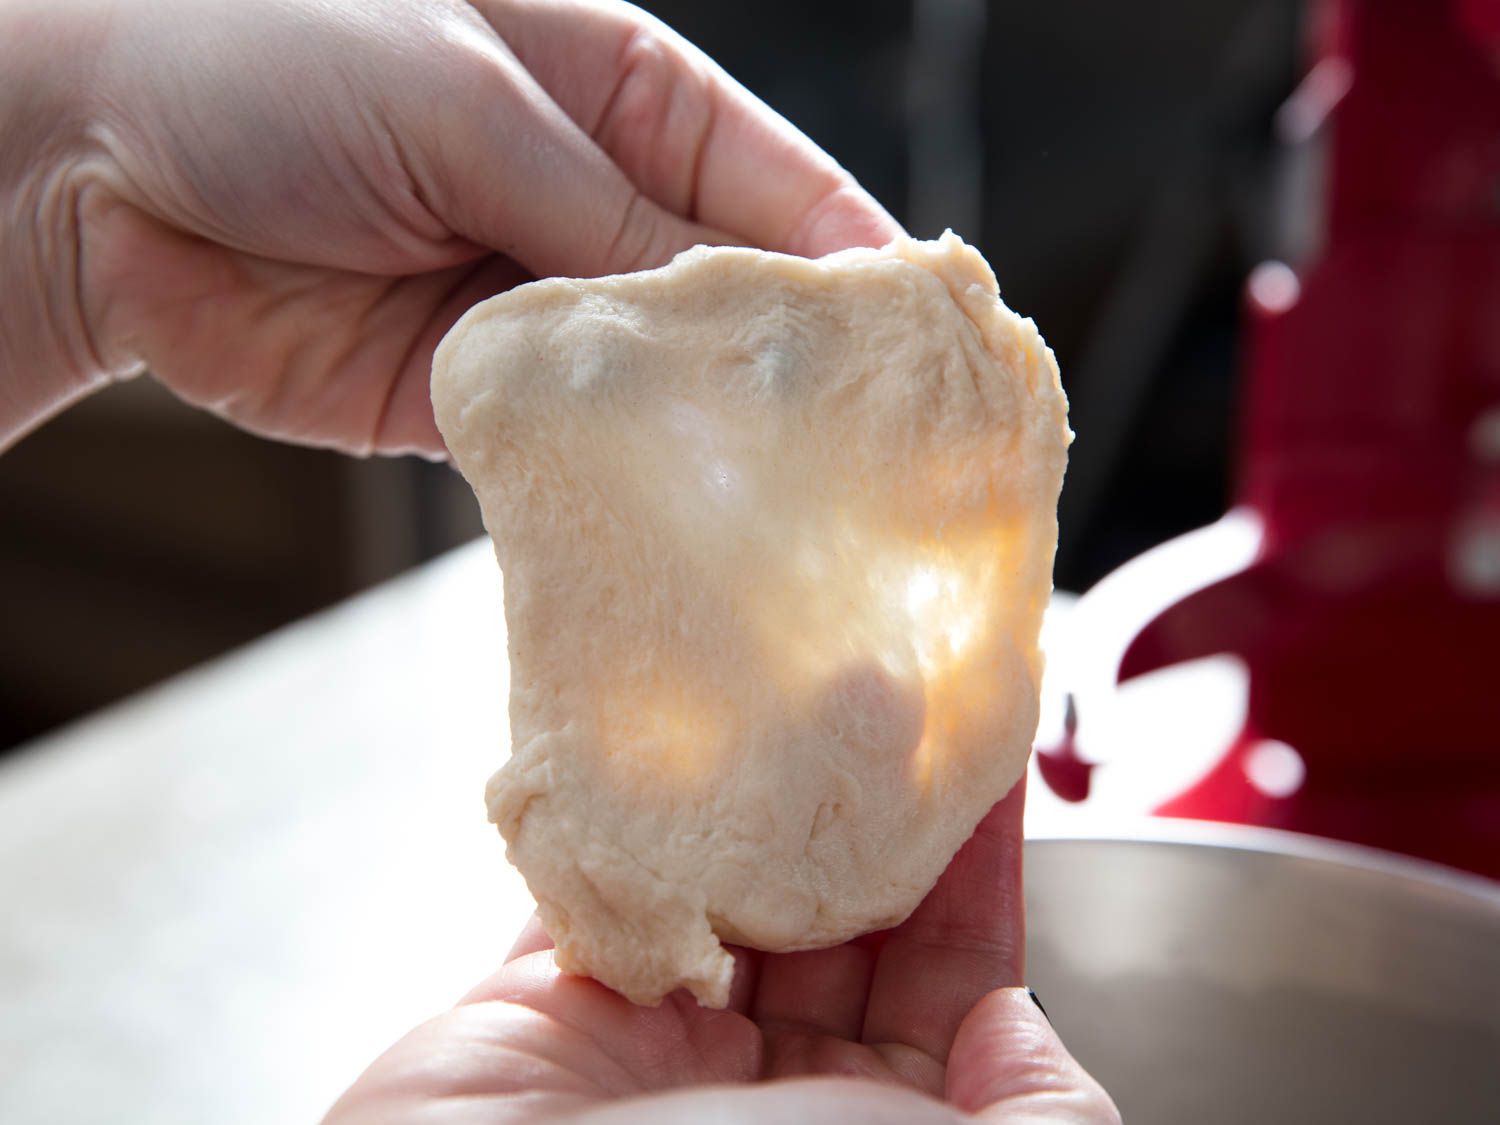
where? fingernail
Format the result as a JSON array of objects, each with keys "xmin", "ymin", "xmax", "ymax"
[{"xmin": 1026, "ymin": 986, "xmax": 1050, "ymax": 1024}]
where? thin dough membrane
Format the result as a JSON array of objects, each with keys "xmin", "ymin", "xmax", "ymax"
[{"xmin": 432, "ymin": 232, "xmax": 1069, "ymax": 1007}]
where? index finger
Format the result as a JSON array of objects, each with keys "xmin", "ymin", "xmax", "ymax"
[
  {"xmin": 477, "ymin": 0, "xmax": 904, "ymax": 256},
  {"xmin": 859, "ymin": 774, "xmax": 1027, "ymax": 1062}
]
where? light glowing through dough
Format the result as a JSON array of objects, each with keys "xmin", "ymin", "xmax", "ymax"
[
  {"xmin": 432, "ymin": 233, "xmax": 1068, "ymax": 1008},
  {"xmin": 903, "ymin": 560, "xmax": 986, "ymax": 679},
  {"xmin": 906, "ymin": 566, "xmax": 940, "ymax": 612}
]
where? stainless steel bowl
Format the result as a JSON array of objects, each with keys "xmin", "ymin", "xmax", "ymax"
[{"xmin": 1024, "ymin": 824, "xmax": 1500, "ymax": 1124}]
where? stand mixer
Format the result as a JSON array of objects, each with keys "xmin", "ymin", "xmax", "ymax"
[{"xmin": 1037, "ymin": 0, "xmax": 1500, "ymax": 879}]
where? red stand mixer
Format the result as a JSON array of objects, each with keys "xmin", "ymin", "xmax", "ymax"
[{"xmin": 1038, "ymin": 0, "xmax": 1500, "ymax": 879}]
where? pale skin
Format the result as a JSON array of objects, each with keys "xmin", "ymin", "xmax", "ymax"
[
  {"xmin": 1, "ymin": 0, "xmax": 900, "ymax": 451},
  {"xmin": 2, "ymin": 0, "xmax": 1119, "ymax": 1120},
  {"xmin": 326, "ymin": 781, "xmax": 1118, "ymax": 1124}
]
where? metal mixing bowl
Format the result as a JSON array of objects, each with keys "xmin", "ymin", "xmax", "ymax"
[{"xmin": 1024, "ymin": 824, "xmax": 1500, "ymax": 1124}]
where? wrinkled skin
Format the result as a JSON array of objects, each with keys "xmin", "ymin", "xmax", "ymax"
[
  {"xmin": 326, "ymin": 783, "xmax": 1119, "ymax": 1124},
  {"xmin": 4, "ymin": 0, "xmax": 898, "ymax": 451}
]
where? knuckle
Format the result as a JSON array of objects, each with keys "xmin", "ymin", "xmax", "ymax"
[
  {"xmin": 598, "ymin": 27, "xmax": 714, "ymax": 213},
  {"xmin": 602, "ymin": 189, "xmax": 663, "ymax": 274}
]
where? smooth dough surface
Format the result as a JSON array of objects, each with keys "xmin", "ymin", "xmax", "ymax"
[{"xmin": 432, "ymin": 233, "xmax": 1069, "ymax": 1008}]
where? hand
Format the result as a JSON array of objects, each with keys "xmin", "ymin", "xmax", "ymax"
[
  {"xmin": 324, "ymin": 781, "xmax": 1119, "ymax": 1123},
  {"xmin": 0, "ymin": 0, "xmax": 900, "ymax": 452}
]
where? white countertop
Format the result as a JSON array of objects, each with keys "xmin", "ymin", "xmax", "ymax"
[
  {"xmin": 0, "ymin": 538, "xmax": 1123, "ymax": 1125},
  {"xmin": 0, "ymin": 542, "xmax": 535, "ymax": 1124}
]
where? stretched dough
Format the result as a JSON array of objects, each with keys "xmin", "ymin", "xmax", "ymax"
[{"xmin": 432, "ymin": 233, "xmax": 1069, "ymax": 1007}]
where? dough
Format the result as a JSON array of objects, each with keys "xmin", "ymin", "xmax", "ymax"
[{"xmin": 432, "ymin": 232, "xmax": 1069, "ymax": 1008}]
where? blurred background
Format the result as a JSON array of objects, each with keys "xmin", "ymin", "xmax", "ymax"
[{"xmin": 0, "ymin": 0, "xmax": 1302, "ymax": 751}]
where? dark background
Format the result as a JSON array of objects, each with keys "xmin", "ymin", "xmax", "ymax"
[{"xmin": 0, "ymin": 0, "xmax": 1304, "ymax": 751}]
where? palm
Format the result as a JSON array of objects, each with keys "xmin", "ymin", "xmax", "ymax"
[
  {"xmin": 481, "ymin": 931, "xmax": 975, "ymax": 1097},
  {"xmin": 322, "ymin": 783, "xmax": 1122, "ymax": 1124},
  {"xmin": 83, "ymin": 196, "xmax": 530, "ymax": 454}
]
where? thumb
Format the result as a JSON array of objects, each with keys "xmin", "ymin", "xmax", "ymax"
[{"xmin": 946, "ymin": 988, "xmax": 1121, "ymax": 1124}]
